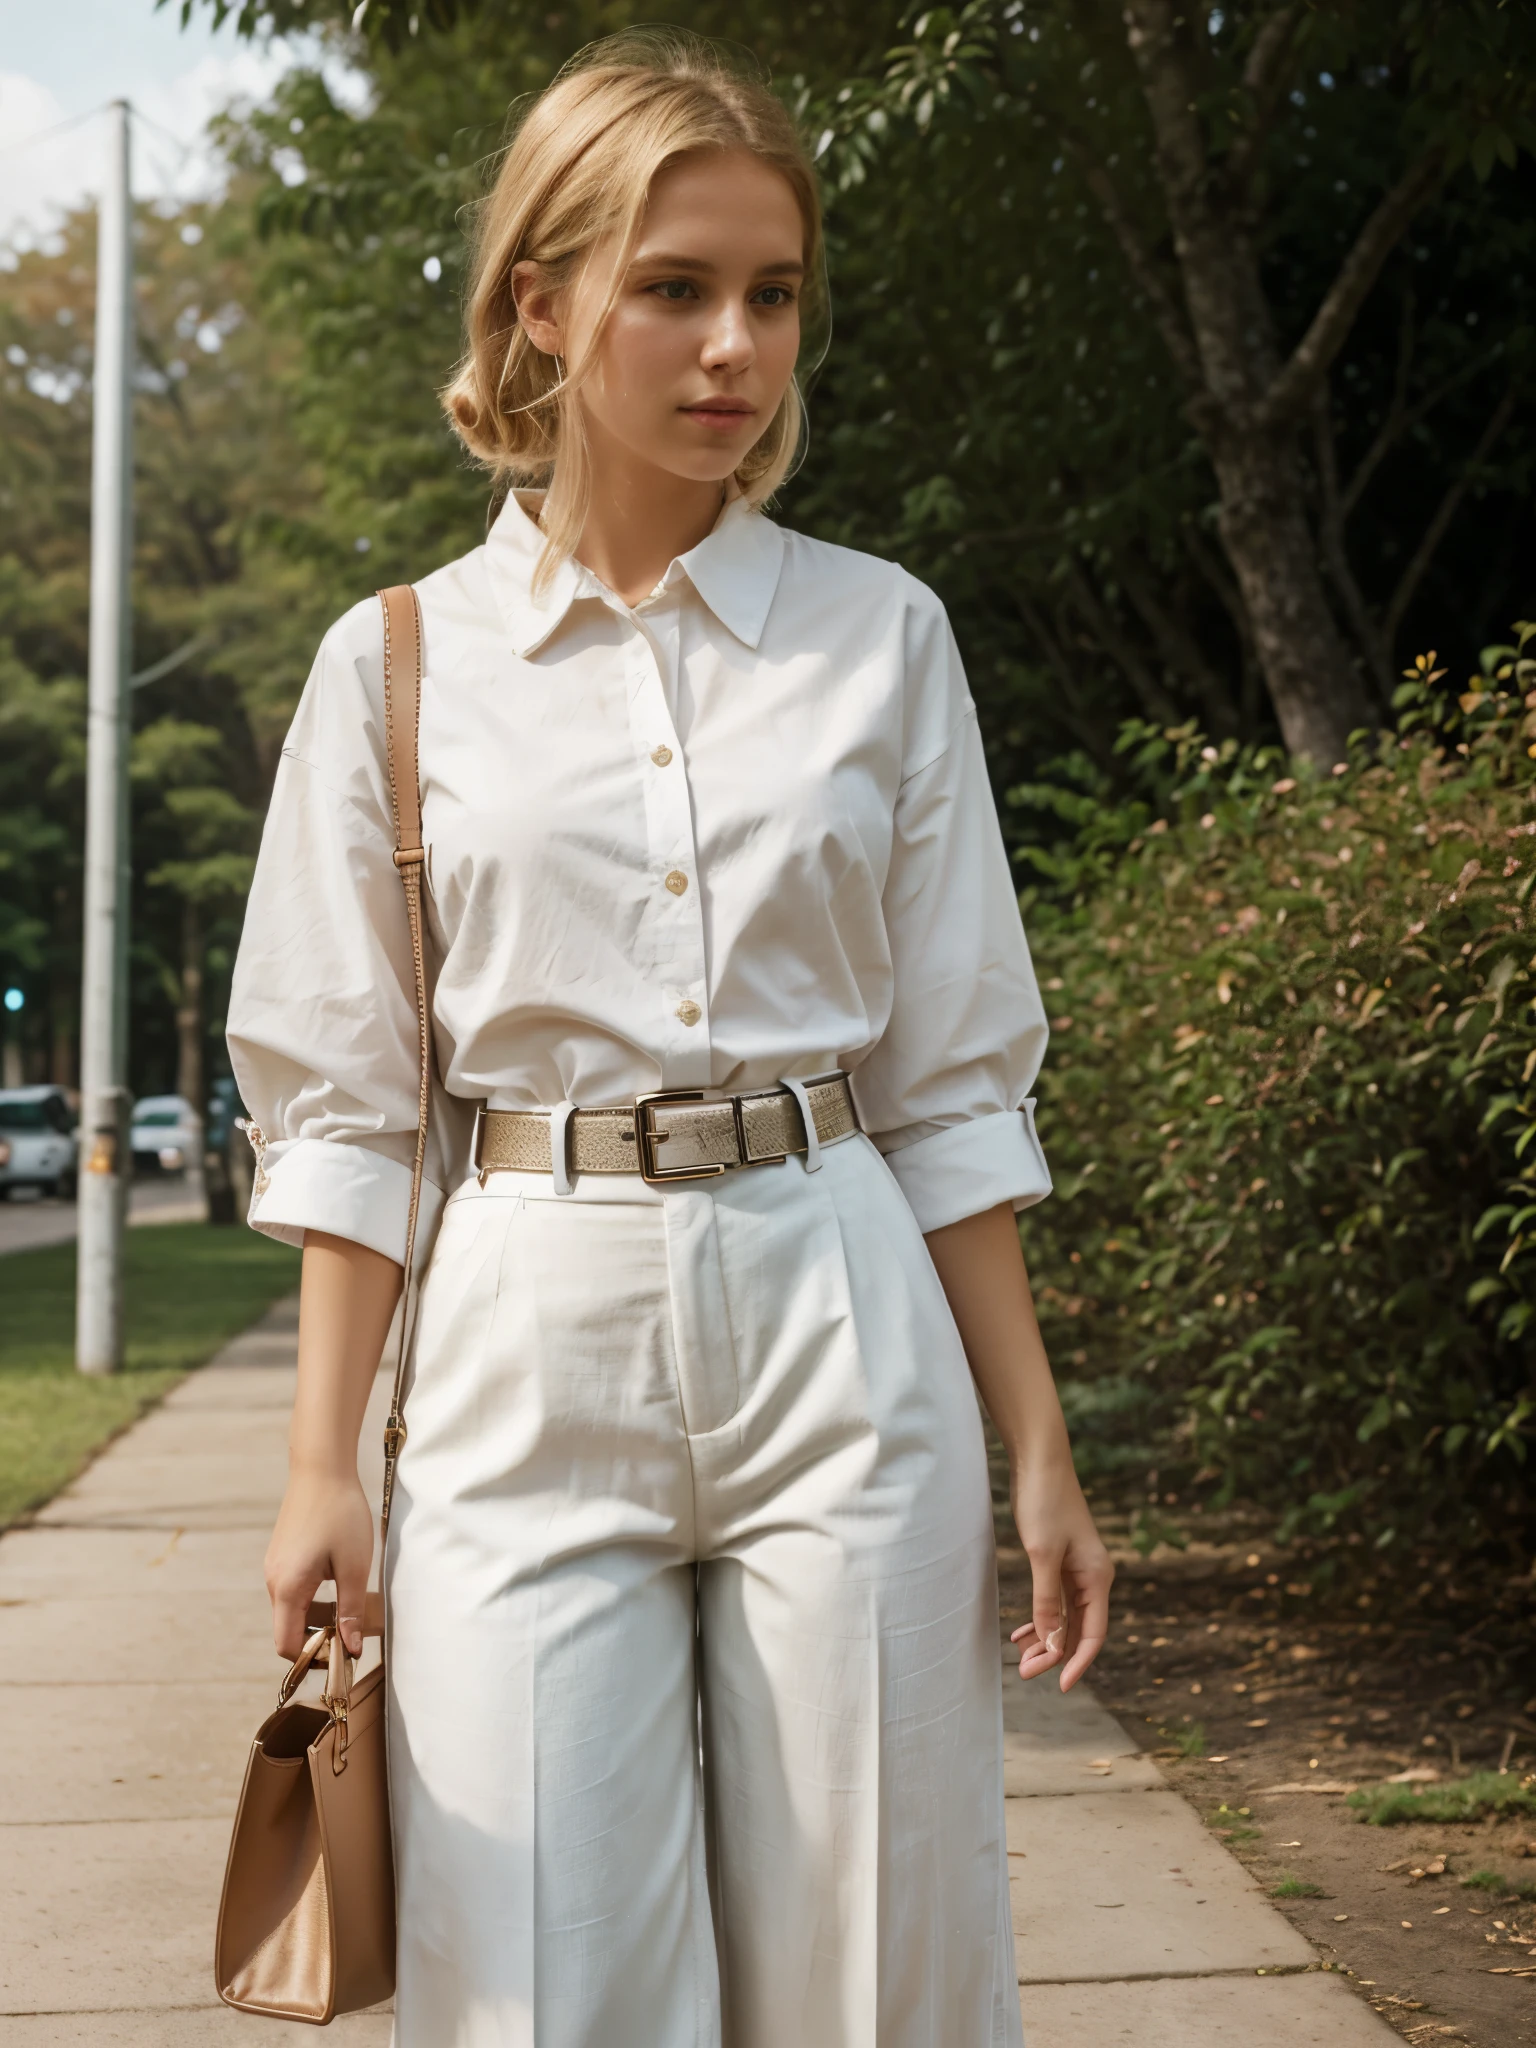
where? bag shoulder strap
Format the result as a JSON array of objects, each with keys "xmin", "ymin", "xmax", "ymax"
[{"xmin": 378, "ymin": 583, "xmax": 428, "ymax": 1542}]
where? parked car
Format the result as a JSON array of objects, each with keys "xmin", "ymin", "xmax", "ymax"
[
  {"xmin": 0, "ymin": 1086, "xmax": 79, "ymax": 1200},
  {"xmin": 130, "ymin": 1094, "xmax": 200, "ymax": 1177}
]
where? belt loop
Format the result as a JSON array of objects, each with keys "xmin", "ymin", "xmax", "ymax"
[
  {"xmin": 471, "ymin": 1101, "xmax": 489, "ymax": 1188},
  {"xmin": 549, "ymin": 1101, "xmax": 576, "ymax": 1196},
  {"xmin": 780, "ymin": 1077, "xmax": 822, "ymax": 1174}
]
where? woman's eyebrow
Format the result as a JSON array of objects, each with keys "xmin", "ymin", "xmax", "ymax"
[{"xmin": 631, "ymin": 250, "xmax": 806, "ymax": 277}]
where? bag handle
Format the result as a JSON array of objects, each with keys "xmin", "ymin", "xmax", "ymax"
[{"xmin": 378, "ymin": 584, "xmax": 430, "ymax": 1551}]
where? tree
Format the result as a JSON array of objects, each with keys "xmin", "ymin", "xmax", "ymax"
[
  {"xmin": 172, "ymin": 0, "xmax": 1536, "ymax": 774},
  {"xmin": 131, "ymin": 716, "xmax": 258, "ymax": 1109},
  {"xmin": 809, "ymin": 0, "xmax": 1536, "ymax": 763},
  {"xmin": 0, "ymin": 191, "xmax": 328, "ymax": 1094}
]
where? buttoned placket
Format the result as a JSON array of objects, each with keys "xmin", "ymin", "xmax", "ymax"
[{"xmin": 607, "ymin": 574, "xmax": 712, "ymax": 1090}]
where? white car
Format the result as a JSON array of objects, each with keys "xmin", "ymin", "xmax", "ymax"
[
  {"xmin": 0, "ymin": 1086, "xmax": 79, "ymax": 1200},
  {"xmin": 130, "ymin": 1094, "xmax": 200, "ymax": 1177}
]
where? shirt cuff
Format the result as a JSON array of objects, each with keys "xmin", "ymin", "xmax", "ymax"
[
  {"xmin": 247, "ymin": 1136, "xmax": 443, "ymax": 1272},
  {"xmin": 878, "ymin": 1103, "xmax": 1052, "ymax": 1234}
]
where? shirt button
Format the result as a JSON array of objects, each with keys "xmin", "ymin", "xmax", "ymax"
[
  {"xmin": 675, "ymin": 999, "xmax": 702, "ymax": 1027},
  {"xmin": 650, "ymin": 745, "xmax": 673, "ymax": 767},
  {"xmin": 664, "ymin": 869, "xmax": 689, "ymax": 895}
]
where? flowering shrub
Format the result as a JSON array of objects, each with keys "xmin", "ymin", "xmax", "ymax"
[{"xmin": 1020, "ymin": 628, "xmax": 1536, "ymax": 1566}]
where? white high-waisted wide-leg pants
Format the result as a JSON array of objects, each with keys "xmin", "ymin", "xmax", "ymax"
[{"xmin": 386, "ymin": 1132, "xmax": 1024, "ymax": 2048}]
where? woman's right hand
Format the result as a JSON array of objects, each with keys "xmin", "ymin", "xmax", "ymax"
[{"xmin": 265, "ymin": 1467, "xmax": 375, "ymax": 1659}]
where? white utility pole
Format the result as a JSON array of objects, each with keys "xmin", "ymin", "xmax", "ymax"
[{"xmin": 76, "ymin": 101, "xmax": 135, "ymax": 1376}]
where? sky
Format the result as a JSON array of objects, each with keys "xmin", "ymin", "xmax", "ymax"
[{"xmin": 0, "ymin": 0, "xmax": 363, "ymax": 249}]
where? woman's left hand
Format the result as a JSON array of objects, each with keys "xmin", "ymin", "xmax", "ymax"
[{"xmin": 1008, "ymin": 1458, "xmax": 1114, "ymax": 1691}]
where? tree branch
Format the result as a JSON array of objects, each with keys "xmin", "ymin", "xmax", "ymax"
[
  {"xmin": 1179, "ymin": 522, "xmax": 1264, "ymax": 733},
  {"xmin": 1064, "ymin": 560, "xmax": 1183, "ymax": 726},
  {"xmin": 1063, "ymin": 141, "xmax": 1203, "ymax": 394},
  {"xmin": 1340, "ymin": 291, "xmax": 1415, "ymax": 518},
  {"xmin": 1120, "ymin": 0, "xmax": 1276, "ymax": 421},
  {"xmin": 1115, "ymin": 550, "xmax": 1239, "ymax": 737},
  {"xmin": 1241, "ymin": 2, "xmax": 1304, "ymax": 102},
  {"xmin": 1261, "ymin": 151, "xmax": 1445, "ymax": 429},
  {"xmin": 1343, "ymin": 340, "xmax": 1506, "ymax": 518},
  {"xmin": 1311, "ymin": 385, "xmax": 1394, "ymax": 704},
  {"xmin": 1122, "ymin": 0, "xmax": 1213, "ymax": 233},
  {"xmin": 1010, "ymin": 588, "xmax": 1118, "ymax": 767},
  {"xmin": 1223, "ymin": 2, "xmax": 1304, "ymax": 206},
  {"xmin": 1385, "ymin": 383, "xmax": 1518, "ymax": 648}
]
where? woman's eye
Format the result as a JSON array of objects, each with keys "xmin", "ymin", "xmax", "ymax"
[
  {"xmin": 651, "ymin": 279, "xmax": 696, "ymax": 301},
  {"xmin": 755, "ymin": 285, "xmax": 796, "ymax": 308}
]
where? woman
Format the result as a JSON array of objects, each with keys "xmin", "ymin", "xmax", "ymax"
[{"xmin": 228, "ymin": 31, "xmax": 1112, "ymax": 2047}]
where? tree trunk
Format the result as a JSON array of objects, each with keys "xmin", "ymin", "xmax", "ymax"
[
  {"xmin": 175, "ymin": 898, "xmax": 204, "ymax": 1115},
  {"xmin": 50, "ymin": 886, "xmax": 77, "ymax": 1088},
  {"xmin": 50, "ymin": 980, "xmax": 76, "ymax": 1088},
  {"xmin": 1112, "ymin": 0, "xmax": 1436, "ymax": 764},
  {"xmin": 1207, "ymin": 427, "xmax": 1376, "ymax": 762}
]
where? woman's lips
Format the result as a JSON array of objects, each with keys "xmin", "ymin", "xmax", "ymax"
[{"xmin": 682, "ymin": 402, "xmax": 755, "ymax": 429}]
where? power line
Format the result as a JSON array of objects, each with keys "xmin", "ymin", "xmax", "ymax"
[
  {"xmin": 125, "ymin": 105, "xmax": 208, "ymax": 207},
  {"xmin": 132, "ymin": 634, "xmax": 214, "ymax": 689},
  {"xmin": 126, "ymin": 103, "xmax": 199, "ymax": 164},
  {"xmin": 0, "ymin": 101, "xmax": 109, "ymax": 165}
]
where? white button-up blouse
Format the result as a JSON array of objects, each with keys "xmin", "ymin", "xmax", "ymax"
[{"xmin": 226, "ymin": 489, "xmax": 1051, "ymax": 1263}]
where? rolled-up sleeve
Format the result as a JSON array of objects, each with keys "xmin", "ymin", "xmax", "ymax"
[
  {"xmin": 226, "ymin": 605, "xmax": 441, "ymax": 1266},
  {"xmin": 855, "ymin": 598, "xmax": 1051, "ymax": 1234}
]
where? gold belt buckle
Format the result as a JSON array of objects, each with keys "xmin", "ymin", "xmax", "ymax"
[{"xmin": 632, "ymin": 1089, "xmax": 730, "ymax": 1185}]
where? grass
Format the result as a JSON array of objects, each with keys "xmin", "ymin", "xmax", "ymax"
[
  {"xmin": 1210, "ymin": 1800, "xmax": 1261, "ymax": 1846},
  {"xmin": 1270, "ymin": 1874, "xmax": 1326, "ymax": 1898},
  {"xmin": 1346, "ymin": 1771, "xmax": 1536, "ymax": 1827},
  {"xmin": 0, "ymin": 1223, "xmax": 299, "ymax": 1526},
  {"xmin": 1163, "ymin": 1720, "xmax": 1208, "ymax": 1758},
  {"xmin": 1459, "ymin": 1869, "xmax": 1536, "ymax": 1901}
]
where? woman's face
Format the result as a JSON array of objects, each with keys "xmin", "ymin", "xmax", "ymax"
[{"xmin": 520, "ymin": 149, "xmax": 806, "ymax": 486}]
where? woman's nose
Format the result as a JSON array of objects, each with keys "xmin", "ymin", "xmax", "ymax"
[{"xmin": 701, "ymin": 299, "xmax": 755, "ymax": 374}]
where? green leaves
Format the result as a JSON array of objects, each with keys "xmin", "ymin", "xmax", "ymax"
[
  {"xmin": 0, "ymin": 190, "xmax": 326, "ymax": 1088},
  {"xmin": 1029, "ymin": 653, "xmax": 1536, "ymax": 1566}
]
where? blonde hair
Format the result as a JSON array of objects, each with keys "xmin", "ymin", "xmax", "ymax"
[{"xmin": 443, "ymin": 30, "xmax": 826, "ymax": 583}]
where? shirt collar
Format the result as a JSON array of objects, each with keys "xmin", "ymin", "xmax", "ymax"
[{"xmin": 483, "ymin": 486, "xmax": 786, "ymax": 658}]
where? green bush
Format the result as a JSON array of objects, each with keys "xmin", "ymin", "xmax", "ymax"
[{"xmin": 1020, "ymin": 627, "xmax": 1536, "ymax": 1568}]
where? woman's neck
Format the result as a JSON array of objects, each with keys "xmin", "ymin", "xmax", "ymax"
[{"xmin": 571, "ymin": 438, "xmax": 728, "ymax": 606}]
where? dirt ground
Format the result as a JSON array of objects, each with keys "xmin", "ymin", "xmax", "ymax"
[{"xmin": 994, "ymin": 1505, "xmax": 1536, "ymax": 2047}]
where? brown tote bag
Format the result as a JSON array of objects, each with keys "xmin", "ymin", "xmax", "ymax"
[{"xmin": 215, "ymin": 585, "xmax": 431, "ymax": 2024}]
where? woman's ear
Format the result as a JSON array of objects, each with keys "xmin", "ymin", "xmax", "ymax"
[{"xmin": 511, "ymin": 260, "xmax": 562, "ymax": 359}]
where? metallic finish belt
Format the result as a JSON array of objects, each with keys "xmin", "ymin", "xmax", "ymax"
[{"xmin": 472, "ymin": 1074, "xmax": 859, "ymax": 1187}]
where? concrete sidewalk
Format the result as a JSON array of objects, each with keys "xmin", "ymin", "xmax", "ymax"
[
  {"xmin": 0, "ymin": 1298, "xmax": 390, "ymax": 2043},
  {"xmin": 0, "ymin": 1300, "xmax": 1398, "ymax": 2044},
  {"xmin": 1004, "ymin": 1647, "xmax": 1397, "ymax": 2042}
]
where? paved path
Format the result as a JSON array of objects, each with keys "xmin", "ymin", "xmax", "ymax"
[
  {"xmin": 0, "ymin": 1299, "xmax": 1399, "ymax": 2045},
  {"xmin": 0, "ymin": 1177, "xmax": 206, "ymax": 1257}
]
